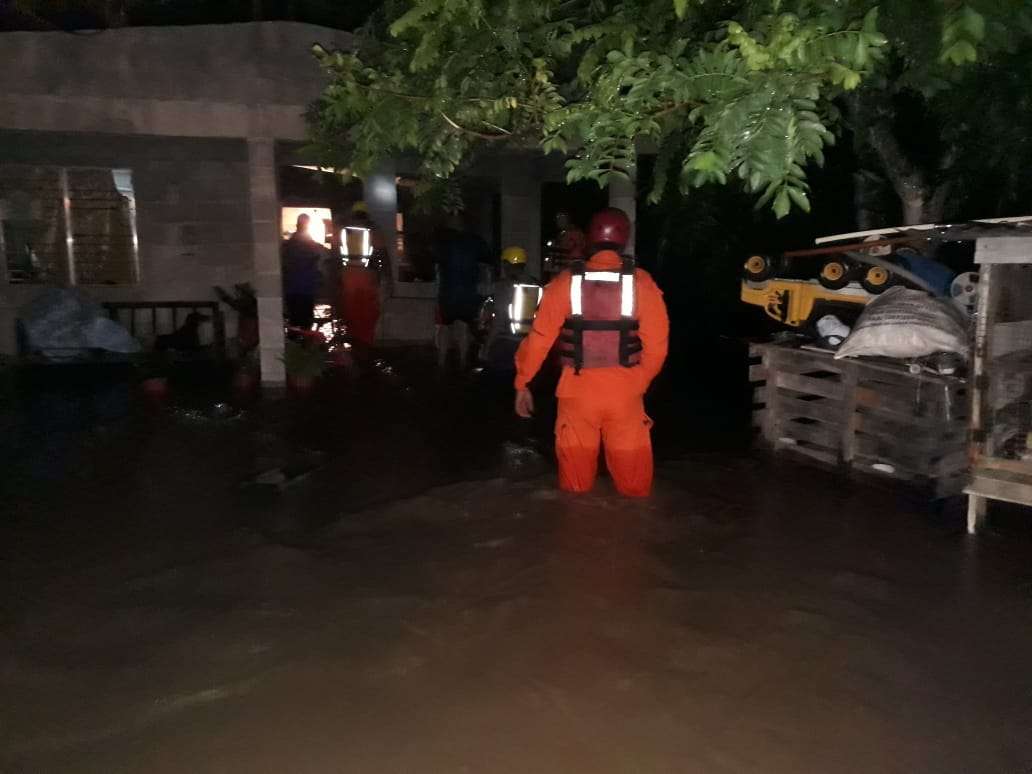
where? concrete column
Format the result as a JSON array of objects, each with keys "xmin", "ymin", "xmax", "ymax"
[
  {"xmin": 363, "ymin": 161, "xmax": 398, "ymax": 283},
  {"xmin": 608, "ymin": 173, "xmax": 637, "ymax": 255},
  {"xmin": 362, "ymin": 161, "xmax": 408, "ymax": 342},
  {"xmin": 247, "ymin": 137, "xmax": 285, "ymax": 384},
  {"xmin": 501, "ymin": 154, "xmax": 542, "ymax": 278}
]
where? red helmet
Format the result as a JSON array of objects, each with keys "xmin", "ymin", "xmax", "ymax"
[{"xmin": 587, "ymin": 207, "xmax": 631, "ymax": 249}]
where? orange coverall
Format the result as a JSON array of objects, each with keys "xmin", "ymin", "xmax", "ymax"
[
  {"xmin": 340, "ymin": 268, "xmax": 380, "ymax": 347},
  {"xmin": 340, "ymin": 226, "xmax": 387, "ymax": 349},
  {"xmin": 515, "ymin": 250, "xmax": 669, "ymax": 497}
]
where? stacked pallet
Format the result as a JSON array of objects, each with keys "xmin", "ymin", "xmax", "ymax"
[{"xmin": 750, "ymin": 342, "xmax": 968, "ymax": 496}]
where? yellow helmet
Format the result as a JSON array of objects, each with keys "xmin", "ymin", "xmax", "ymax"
[
  {"xmin": 351, "ymin": 200, "xmax": 369, "ymax": 215},
  {"xmin": 501, "ymin": 246, "xmax": 528, "ymax": 265}
]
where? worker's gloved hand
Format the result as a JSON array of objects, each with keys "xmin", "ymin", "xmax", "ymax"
[{"xmin": 515, "ymin": 388, "xmax": 535, "ymax": 419}]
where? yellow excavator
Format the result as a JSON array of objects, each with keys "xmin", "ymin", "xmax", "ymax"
[
  {"xmin": 740, "ymin": 222, "xmax": 968, "ymax": 327},
  {"xmin": 741, "ymin": 245, "xmax": 905, "ymax": 328},
  {"xmin": 743, "ymin": 217, "xmax": 1032, "ymax": 330}
]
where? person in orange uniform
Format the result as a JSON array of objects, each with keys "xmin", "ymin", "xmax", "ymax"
[
  {"xmin": 340, "ymin": 201, "xmax": 388, "ymax": 361},
  {"xmin": 514, "ymin": 207, "xmax": 669, "ymax": 497}
]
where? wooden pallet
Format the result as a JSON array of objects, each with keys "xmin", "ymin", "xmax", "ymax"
[{"xmin": 750, "ymin": 342, "xmax": 968, "ymax": 496}]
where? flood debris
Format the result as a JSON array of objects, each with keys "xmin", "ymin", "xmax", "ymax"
[{"xmin": 243, "ymin": 450, "xmax": 326, "ymax": 492}]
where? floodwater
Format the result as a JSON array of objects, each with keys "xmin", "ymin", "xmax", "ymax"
[{"xmin": 2, "ymin": 348, "xmax": 1032, "ymax": 773}]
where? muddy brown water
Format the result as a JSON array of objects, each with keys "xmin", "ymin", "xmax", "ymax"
[{"xmin": 2, "ymin": 350, "xmax": 1032, "ymax": 772}]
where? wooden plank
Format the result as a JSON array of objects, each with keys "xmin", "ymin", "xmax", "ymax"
[
  {"xmin": 857, "ymin": 403, "xmax": 968, "ymax": 431},
  {"xmin": 770, "ymin": 347, "xmax": 846, "ymax": 376},
  {"xmin": 855, "ymin": 436, "xmax": 966, "ymax": 482},
  {"xmin": 853, "ymin": 412, "xmax": 924, "ymax": 437},
  {"xmin": 779, "ymin": 441, "xmax": 839, "ymax": 467},
  {"xmin": 853, "ymin": 455, "xmax": 920, "ymax": 482},
  {"xmin": 749, "ymin": 364, "xmax": 767, "ymax": 383},
  {"xmin": 966, "ymin": 471, "xmax": 1032, "ymax": 508},
  {"xmin": 970, "ymin": 465, "xmax": 1032, "ymax": 487},
  {"xmin": 935, "ymin": 449, "xmax": 970, "ymax": 477},
  {"xmin": 856, "ymin": 378, "xmax": 959, "ymax": 417},
  {"xmin": 853, "ymin": 419, "xmax": 964, "ymax": 453},
  {"xmin": 855, "ymin": 429, "xmax": 947, "ymax": 460},
  {"xmin": 966, "ymin": 493, "xmax": 987, "ymax": 532},
  {"xmin": 854, "ymin": 439, "xmax": 933, "ymax": 477},
  {"xmin": 755, "ymin": 341, "xmax": 965, "ymax": 388},
  {"xmin": 840, "ymin": 360, "xmax": 859, "ymax": 464},
  {"xmin": 850, "ymin": 354, "xmax": 964, "ymax": 387},
  {"xmin": 761, "ymin": 349, "xmax": 780, "ymax": 444},
  {"xmin": 774, "ymin": 372, "xmax": 845, "ymax": 400},
  {"xmin": 855, "ymin": 387, "xmax": 950, "ymax": 425},
  {"xmin": 979, "ymin": 456, "xmax": 1032, "ymax": 477},
  {"xmin": 850, "ymin": 406, "xmax": 961, "ymax": 437},
  {"xmin": 777, "ymin": 419, "xmax": 840, "ymax": 450},
  {"xmin": 975, "ymin": 265, "xmax": 998, "ymax": 457},
  {"xmin": 777, "ymin": 396, "xmax": 843, "ymax": 424},
  {"xmin": 989, "ymin": 320, "xmax": 1032, "ymax": 359}
]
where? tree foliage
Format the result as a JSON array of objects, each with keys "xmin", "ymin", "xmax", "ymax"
[
  {"xmin": 846, "ymin": 2, "xmax": 1032, "ymax": 223},
  {"xmin": 310, "ymin": 0, "xmax": 1032, "ymax": 218}
]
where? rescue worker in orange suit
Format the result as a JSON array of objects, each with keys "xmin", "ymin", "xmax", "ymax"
[
  {"xmin": 339, "ymin": 201, "xmax": 389, "ymax": 362},
  {"xmin": 514, "ymin": 207, "xmax": 669, "ymax": 497}
]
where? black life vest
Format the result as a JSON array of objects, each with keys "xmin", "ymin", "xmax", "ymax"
[{"xmin": 558, "ymin": 257, "xmax": 642, "ymax": 373}]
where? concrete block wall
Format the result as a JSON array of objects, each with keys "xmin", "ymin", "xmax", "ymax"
[
  {"xmin": 0, "ymin": 130, "xmax": 253, "ymax": 354},
  {"xmin": 0, "ymin": 23, "xmax": 353, "ymax": 114}
]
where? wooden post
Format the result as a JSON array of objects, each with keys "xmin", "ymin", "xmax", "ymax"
[
  {"xmin": 762, "ymin": 347, "xmax": 780, "ymax": 445},
  {"xmin": 967, "ymin": 494, "xmax": 987, "ymax": 534},
  {"xmin": 840, "ymin": 359, "xmax": 858, "ymax": 465}
]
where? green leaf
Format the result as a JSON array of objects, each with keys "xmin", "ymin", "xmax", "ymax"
[
  {"xmin": 941, "ymin": 40, "xmax": 978, "ymax": 65},
  {"xmin": 773, "ymin": 187, "xmax": 791, "ymax": 219},
  {"xmin": 787, "ymin": 186, "xmax": 811, "ymax": 213},
  {"xmin": 390, "ymin": 3, "xmax": 437, "ymax": 37},
  {"xmin": 755, "ymin": 182, "xmax": 779, "ymax": 210},
  {"xmin": 961, "ymin": 6, "xmax": 986, "ymax": 42},
  {"xmin": 673, "ymin": 0, "xmax": 688, "ymax": 20},
  {"xmin": 862, "ymin": 7, "xmax": 879, "ymax": 34}
]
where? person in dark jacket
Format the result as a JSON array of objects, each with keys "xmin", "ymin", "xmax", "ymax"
[
  {"xmin": 434, "ymin": 216, "xmax": 491, "ymax": 369},
  {"xmin": 282, "ymin": 213, "xmax": 326, "ymax": 330}
]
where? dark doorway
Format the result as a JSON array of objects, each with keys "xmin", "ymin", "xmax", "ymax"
[{"xmin": 540, "ymin": 181, "xmax": 609, "ymax": 251}]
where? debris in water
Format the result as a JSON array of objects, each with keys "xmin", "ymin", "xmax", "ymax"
[{"xmin": 244, "ymin": 451, "xmax": 326, "ymax": 492}]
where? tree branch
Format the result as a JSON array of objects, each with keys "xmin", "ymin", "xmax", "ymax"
[
  {"xmin": 439, "ymin": 111, "xmax": 512, "ymax": 140},
  {"xmin": 928, "ymin": 180, "xmax": 952, "ymax": 222},
  {"xmin": 341, "ymin": 78, "xmax": 508, "ymax": 106},
  {"xmin": 865, "ymin": 119, "xmax": 931, "ymax": 224},
  {"xmin": 649, "ymin": 101, "xmax": 697, "ymax": 119}
]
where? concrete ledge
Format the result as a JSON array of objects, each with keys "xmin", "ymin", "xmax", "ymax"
[{"xmin": 0, "ymin": 95, "xmax": 309, "ymax": 140}]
